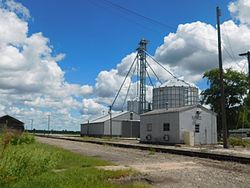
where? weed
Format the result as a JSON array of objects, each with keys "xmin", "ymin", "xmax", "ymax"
[{"xmin": 148, "ymin": 147, "xmax": 156, "ymax": 155}]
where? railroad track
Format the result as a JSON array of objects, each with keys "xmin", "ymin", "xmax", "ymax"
[{"xmin": 36, "ymin": 134, "xmax": 250, "ymax": 165}]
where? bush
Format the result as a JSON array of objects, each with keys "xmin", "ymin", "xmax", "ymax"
[
  {"xmin": 10, "ymin": 133, "xmax": 35, "ymax": 145},
  {"xmin": 229, "ymin": 137, "xmax": 250, "ymax": 147},
  {"xmin": 0, "ymin": 132, "xmax": 35, "ymax": 152}
]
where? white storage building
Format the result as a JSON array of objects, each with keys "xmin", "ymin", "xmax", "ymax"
[
  {"xmin": 81, "ymin": 111, "xmax": 140, "ymax": 138},
  {"xmin": 140, "ymin": 105, "xmax": 217, "ymax": 145}
]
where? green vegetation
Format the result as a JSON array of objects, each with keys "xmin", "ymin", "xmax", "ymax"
[
  {"xmin": 148, "ymin": 147, "xmax": 156, "ymax": 155},
  {"xmin": 0, "ymin": 132, "xmax": 148, "ymax": 188},
  {"xmin": 229, "ymin": 137, "xmax": 250, "ymax": 148},
  {"xmin": 201, "ymin": 68, "xmax": 249, "ymax": 134}
]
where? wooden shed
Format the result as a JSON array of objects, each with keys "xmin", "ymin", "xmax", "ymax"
[{"xmin": 0, "ymin": 115, "xmax": 24, "ymax": 133}]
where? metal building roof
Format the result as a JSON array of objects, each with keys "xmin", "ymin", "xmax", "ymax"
[
  {"xmin": 141, "ymin": 104, "xmax": 216, "ymax": 116},
  {"xmin": 90, "ymin": 111, "xmax": 132, "ymax": 123}
]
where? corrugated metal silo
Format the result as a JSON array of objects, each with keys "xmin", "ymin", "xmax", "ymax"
[{"xmin": 152, "ymin": 78, "xmax": 199, "ymax": 110}]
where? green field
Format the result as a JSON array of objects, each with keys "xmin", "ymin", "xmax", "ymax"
[{"xmin": 0, "ymin": 133, "xmax": 148, "ymax": 188}]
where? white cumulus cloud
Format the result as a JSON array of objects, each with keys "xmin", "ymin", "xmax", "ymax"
[{"xmin": 229, "ymin": 0, "xmax": 250, "ymax": 25}]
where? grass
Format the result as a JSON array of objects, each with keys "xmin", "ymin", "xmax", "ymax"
[
  {"xmin": 0, "ymin": 132, "xmax": 149, "ymax": 188},
  {"xmin": 229, "ymin": 137, "xmax": 250, "ymax": 148}
]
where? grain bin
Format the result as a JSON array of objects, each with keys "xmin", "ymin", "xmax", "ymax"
[{"xmin": 152, "ymin": 78, "xmax": 199, "ymax": 110}]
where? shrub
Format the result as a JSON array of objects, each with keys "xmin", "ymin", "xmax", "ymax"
[
  {"xmin": 10, "ymin": 133, "xmax": 35, "ymax": 145},
  {"xmin": 0, "ymin": 132, "xmax": 35, "ymax": 150},
  {"xmin": 229, "ymin": 137, "xmax": 250, "ymax": 147}
]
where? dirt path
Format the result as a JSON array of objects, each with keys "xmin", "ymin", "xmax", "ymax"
[{"xmin": 37, "ymin": 136, "xmax": 250, "ymax": 188}]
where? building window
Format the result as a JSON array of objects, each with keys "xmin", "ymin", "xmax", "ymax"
[
  {"xmin": 195, "ymin": 124, "xmax": 200, "ymax": 133},
  {"xmin": 147, "ymin": 124, "xmax": 152, "ymax": 132},
  {"xmin": 163, "ymin": 123, "xmax": 170, "ymax": 131}
]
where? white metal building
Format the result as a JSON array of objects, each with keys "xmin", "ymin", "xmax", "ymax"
[
  {"xmin": 152, "ymin": 78, "xmax": 199, "ymax": 110},
  {"xmin": 140, "ymin": 105, "xmax": 217, "ymax": 145},
  {"xmin": 81, "ymin": 111, "xmax": 140, "ymax": 137}
]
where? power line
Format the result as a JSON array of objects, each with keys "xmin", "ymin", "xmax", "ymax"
[
  {"xmin": 93, "ymin": 0, "xmax": 242, "ymax": 73},
  {"xmin": 223, "ymin": 24, "xmax": 237, "ymax": 61},
  {"xmin": 88, "ymin": 0, "xmax": 164, "ymax": 34},
  {"xmin": 100, "ymin": 0, "xmax": 175, "ymax": 31}
]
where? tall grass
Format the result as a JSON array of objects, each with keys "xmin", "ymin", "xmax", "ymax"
[
  {"xmin": 0, "ymin": 132, "xmax": 60, "ymax": 185},
  {"xmin": 0, "ymin": 132, "xmax": 148, "ymax": 188}
]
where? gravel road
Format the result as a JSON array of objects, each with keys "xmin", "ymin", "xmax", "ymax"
[{"xmin": 37, "ymin": 137, "xmax": 250, "ymax": 188}]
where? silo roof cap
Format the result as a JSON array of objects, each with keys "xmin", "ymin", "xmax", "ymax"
[{"xmin": 160, "ymin": 78, "xmax": 197, "ymax": 88}]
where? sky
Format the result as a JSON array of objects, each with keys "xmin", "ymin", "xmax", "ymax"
[{"xmin": 0, "ymin": 0, "xmax": 250, "ymax": 131}]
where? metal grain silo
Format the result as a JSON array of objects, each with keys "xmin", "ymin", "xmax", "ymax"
[{"xmin": 152, "ymin": 78, "xmax": 199, "ymax": 110}]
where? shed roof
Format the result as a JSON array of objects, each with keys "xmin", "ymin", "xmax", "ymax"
[
  {"xmin": 90, "ymin": 111, "xmax": 136, "ymax": 123},
  {"xmin": 141, "ymin": 105, "xmax": 216, "ymax": 116},
  {"xmin": 0, "ymin": 115, "xmax": 24, "ymax": 125}
]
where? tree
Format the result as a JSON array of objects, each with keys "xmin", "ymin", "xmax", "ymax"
[
  {"xmin": 238, "ymin": 94, "xmax": 250, "ymax": 129},
  {"xmin": 201, "ymin": 68, "xmax": 248, "ymax": 134}
]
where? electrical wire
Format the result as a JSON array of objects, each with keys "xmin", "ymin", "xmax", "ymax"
[
  {"xmin": 223, "ymin": 25, "xmax": 237, "ymax": 61},
  {"xmin": 100, "ymin": 0, "xmax": 175, "ymax": 31},
  {"xmin": 94, "ymin": 0, "xmax": 241, "ymax": 67},
  {"xmin": 88, "ymin": 0, "xmax": 165, "ymax": 34},
  {"xmin": 93, "ymin": 0, "xmax": 241, "ymax": 73}
]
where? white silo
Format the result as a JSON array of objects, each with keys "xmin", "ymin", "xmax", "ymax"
[
  {"xmin": 127, "ymin": 98, "xmax": 152, "ymax": 114},
  {"xmin": 152, "ymin": 78, "xmax": 199, "ymax": 110}
]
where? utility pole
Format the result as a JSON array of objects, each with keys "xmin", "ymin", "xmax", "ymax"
[
  {"xmin": 239, "ymin": 51, "xmax": 250, "ymax": 138},
  {"xmin": 47, "ymin": 115, "xmax": 50, "ymax": 134},
  {"xmin": 109, "ymin": 106, "xmax": 112, "ymax": 137},
  {"xmin": 30, "ymin": 119, "xmax": 33, "ymax": 131},
  {"xmin": 216, "ymin": 7, "xmax": 228, "ymax": 148},
  {"xmin": 239, "ymin": 51, "xmax": 250, "ymax": 90},
  {"xmin": 137, "ymin": 39, "xmax": 148, "ymax": 114}
]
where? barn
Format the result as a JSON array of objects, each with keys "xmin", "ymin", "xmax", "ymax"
[
  {"xmin": 140, "ymin": 105, "xmax": 217, "ymax": 145},
  {"xmin": 0, "ymin": 115, "xmax": 25, "ymax": 133},
  {"xmin": 81, "ymin": 111, "xmax": 140, "ymax": 137}
]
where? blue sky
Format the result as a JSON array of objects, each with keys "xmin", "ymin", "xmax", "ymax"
[
  {"xmin": 20, "ymin": 0, "xmax": 232, "ymax": 85},
  {"xmin": 0, "ymin": 0, "xmax": 250, "ymax": 130}
]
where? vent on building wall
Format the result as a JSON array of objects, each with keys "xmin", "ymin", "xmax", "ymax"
[
  {"xmin": 163, "ymin": 134, "xmax": 169, "ymax": 141},
  {"xmin": 146, "ymin": 135, "xmax": 152, "ymax": 140}
]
